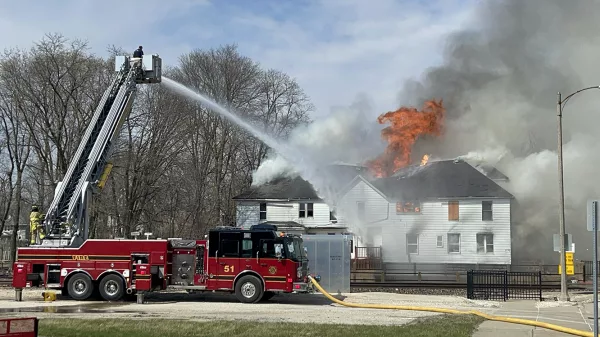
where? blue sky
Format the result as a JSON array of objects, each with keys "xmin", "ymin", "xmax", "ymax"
[{"xmin": 0, "ymin": 0, "xmax": 477, "ymax": 117}]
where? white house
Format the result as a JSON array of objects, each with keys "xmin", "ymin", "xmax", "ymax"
[
  {"xmin": 232, "ymin": 176, "xmax": 348, "ymax": 235},
  {"xmin": 335, "ymin": 159, "xmax": 514, "ymax": 266}
]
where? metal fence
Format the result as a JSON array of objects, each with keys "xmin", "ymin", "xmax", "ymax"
[{"xmin": 467, "ymin": 270, "xmax": 542, "ymax": 301}]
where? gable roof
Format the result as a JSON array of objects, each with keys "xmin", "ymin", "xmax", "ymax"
[
  {"xmin": 369, "ymin": 159, "xmax": 514, "ymax": 200},
  {"xmin": 232, "ymin": 176, "xmax": 320, "ymax": 200},
  {"xmin": 336, "ymin": 174, "xmax": 391, "ymax": 202},
  {"xmin": 474, "ymin": 164, "xmax": 510, "ymax": 181},
  {"xmin": 234, "ymin": 164, "xmax": 370, "ymax": 201}
]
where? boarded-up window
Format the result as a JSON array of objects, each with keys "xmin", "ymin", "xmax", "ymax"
[
  {"xmin": 259, "ymin": 203, "xmax": 267, "ymax": 220},
  {"xmin": 396, "ymin": 201, "xmax": 421, "ymax": 214},
  {"xmin": 482, "ymin": 201, "xmax": 493, "ymax": 221},
  {"xmin": 448, "ymin": 201, "xmax": 459, "ymax": 221}
]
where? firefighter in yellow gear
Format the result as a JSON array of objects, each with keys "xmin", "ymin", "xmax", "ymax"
[{"xmin": 29, "ymin": 206, "xmax": 45, "ymax": 245}]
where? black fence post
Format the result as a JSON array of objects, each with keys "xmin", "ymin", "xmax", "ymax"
[
  {"xmin": 467, "ymin": 270, "xmax": 473, "ymax": 299},
  {"xmin": 538, "ymin": 271, "xmax": 542, "ymax": 301},
  {"xmin": 503, "ymin": 270, "xmax": 508, "ymax": 301}
]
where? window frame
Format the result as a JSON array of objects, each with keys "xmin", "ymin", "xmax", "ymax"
[
  {"xmin": 396, "ymin": 201, "xmax": 421, "ymax": 214},
  {"xmin": 436, "ymin": 235, "xmax": 443, "ymax": 248},
  {"xmin": 477, "ymin": 233, "xmax": 494, "ymax": 254},
  {"xmin": 259, "ymin": 203, "xmax": 267, "ymax": 220},
  {"xmin": 357, "ymin": 201, "xmax": 366, "ymax": 221},
  {"xmin": 482, "ymin": 201, "xmax": 493, "ymax": 221},
  {"xmin": 406, "ymin": 234, "xmax": 419, "ymax": 254},
  {"xmin": 299, "ymin": 202, "xmax": 314, "ymax": 218},
  {"xmin": 447, "ymin": 233, "xmax": 461, "ymax": 253}
]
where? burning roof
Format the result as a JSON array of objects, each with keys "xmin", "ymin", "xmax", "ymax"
[{"xmin": 369, "ymin": 159, "xmax": 514, "ymax": 200}]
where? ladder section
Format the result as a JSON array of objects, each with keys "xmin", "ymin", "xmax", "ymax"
[
  {"xmin": 65, "ymin": 67, "xmax": 140, "ymax": 237},
  {"xmin": 44, "ymin": 68, "xmax": 130, "ymax": 237},
  {"xmin": 39, "ymin": 54, "xmax": 162, "ymax": 247}
]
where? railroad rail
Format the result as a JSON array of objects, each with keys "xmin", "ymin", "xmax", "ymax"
[{"xmin": 350, "ymin": 282, "xmax": 589, "ymax": 290}]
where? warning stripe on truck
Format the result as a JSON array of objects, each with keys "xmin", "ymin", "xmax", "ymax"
[{"xmin": 17, "ymin": 254, "xmax": 131, "ymax": 261}]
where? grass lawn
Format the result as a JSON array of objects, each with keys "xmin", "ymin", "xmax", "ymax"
[{"xmin": 38, "ymin": 314, "xmax": 484, "ymax": 337}]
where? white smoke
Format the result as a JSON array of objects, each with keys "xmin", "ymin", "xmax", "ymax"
[{"xmin": 252, "ymin": 94, "xmax": 385, "ymax": 187}]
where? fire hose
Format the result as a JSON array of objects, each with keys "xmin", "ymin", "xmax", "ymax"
[{"xmin": 307, "ymin": 276, "xmax": 593, "ymax": 337}]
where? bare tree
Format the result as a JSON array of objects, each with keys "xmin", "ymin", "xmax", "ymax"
[
  {"xmin": 0, "ymin": 33, "xmax": 112, "ymax": 209},
  {"xmin": 0, "ymin": 36, "xmax": 315, "ymax": 245}
]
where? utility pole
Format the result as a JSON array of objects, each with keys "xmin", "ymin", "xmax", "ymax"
[
  {"xmin": 555, "ymin": 86, "xmax": 600, "ymax": 302},
  {"xmin": 556, "ymin": 92, "xmax": 569, "ymax": 302}
]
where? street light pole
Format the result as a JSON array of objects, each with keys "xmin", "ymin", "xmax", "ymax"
[
  {"xmin": 556, "ymin": 86, "xmax": 600, "ymax": 302},
  {"xmin": 556, "ymin": 92, "xmax": 569, "ymax": 302}
]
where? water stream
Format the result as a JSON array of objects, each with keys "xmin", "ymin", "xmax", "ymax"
[{"xmin": 161, "ymin": 77, "xmax": 332, "ymax": 202}]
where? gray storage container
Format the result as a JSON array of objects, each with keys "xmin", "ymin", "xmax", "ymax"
[{"xmin": 302, "ymin": 234, "xmax": 352, "ymax": 294}]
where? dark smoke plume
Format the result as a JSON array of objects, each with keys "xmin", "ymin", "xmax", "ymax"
[{"xmin": 403, "ymin": 0, "xmax": 600, "ymax": 262}]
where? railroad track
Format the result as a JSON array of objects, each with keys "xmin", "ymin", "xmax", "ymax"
[
  {"xmin": 350, "ymin": 282, "xmax": 589, "ymax": 290},
  {"xmin": 0, "ymin": 277, "xmax": 11, "ymax": 287}
]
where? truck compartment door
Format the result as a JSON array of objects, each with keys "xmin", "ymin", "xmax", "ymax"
[{"xmin": 194, "ymin": 244, "xmax": 207, "ymax": 285}]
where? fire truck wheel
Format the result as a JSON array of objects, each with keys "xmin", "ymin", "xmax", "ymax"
[
  {"xmin": 67, "ymin": 273, "xmax": 94, "ymax": 300},
  {"xmin": 235, "ymin": 275, "xmax": 263, "ymax": 303},
  {"xmin": 99, "ymin": 274, "xmax": 125, "ymax": 301}
]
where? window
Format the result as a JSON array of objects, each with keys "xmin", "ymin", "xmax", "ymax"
[
  {"xmin": 261, "ymin": 240, "xmax": 278, "ymax": 258},
  {"xmin": 477, "ymin": 233, "xmax": 494, "ymax": 253},
  {"xmin": 482, "ymin": 201, "xmax": 493, "ymax": 221},
  {"xmin": 220, "ymin": 240, "xmax": 239, "ymax": 257},
  {"xmin": 259, "ymin": 203, "xmax": 267, "ymax": 220},
  {"xmin": 448, "ymin": 201, "xmax": 459, "ymax": 221},
  {"xmin": 436, "ymin": 235, "xmax": 443, "ymax": 248},
  {"xmin": 448, "ymin": 233, "xmax": 460, "ymax": 253},
  {"xmin": 406, "ymin": 234, "xmax": 419, "ymax": 254},
  {"xmin": 357, "ymin": 201, "xmax": 365, "ymax": 221},
  {"xmin": 241, "ymin": 239, "xmax": 253, "ymax": 258},
  {"xmin": 396, "ymin": 201, "xmax": 421, "ymax": 214},
  {"xmin": 299, "ymin": 203, "xmax": 314, "ymax": 218},
  {"xmin": 330, "ymin": 211, "xmax": 337, "ymax": 223}
]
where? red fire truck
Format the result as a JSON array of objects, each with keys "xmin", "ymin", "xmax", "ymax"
[
  {"xmin": 13, "ymin": 224, "xmax": 311, "ymax": 303},
  {"xmin": 11, "ymin": 53, "xmax": 313, "ymax": 304}
]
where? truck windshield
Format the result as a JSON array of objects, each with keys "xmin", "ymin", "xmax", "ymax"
[{"xmin": 284, "ymin": 237, "xmax": 306, "ymax": 262}]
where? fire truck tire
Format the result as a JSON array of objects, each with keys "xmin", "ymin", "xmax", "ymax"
[
  {"xmin": 99, "ymin": 274, "xmax": 125, "ymax": 301},
  {"xmin": 67, "ymin": 273, "xmax": 94, "ymax": 301},
  {"xmin": 234, "ymin": 275, "xmax": 263, "ymax": 303}
]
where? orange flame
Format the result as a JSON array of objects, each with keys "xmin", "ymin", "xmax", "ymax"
[
  {"xmin": 366, "ymin": 99, "xmax": 445, "ymax": 178},
  {"xmin": 420, "ymin": 154, "xmax": 430, "ymax": 166}
]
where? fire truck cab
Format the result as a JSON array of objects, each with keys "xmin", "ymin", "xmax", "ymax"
[
  {"xmin": 172, "ymin": 224, "xmax": 311, "ymax": 303},
  {"xmin": 12, "ymin": 224, "xmax": 311, "ymax": 304}
]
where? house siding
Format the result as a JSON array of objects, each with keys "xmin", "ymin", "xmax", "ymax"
[
  {"xmin": 235, "ymin": 200, "xmax": 332, "ymax": 228},
  {"xmin": 265, "ymin": 202, "xmax": 331, "ymax": 226},
  {"xmin": 381, "ymin": 199, "xmax": 512, "ymax": 265},
  {"xmin": 235, "ymin": 201, "xmax": 260, "ymax": 229},
  {"xmin": 336, "ymin": 180, "xmax": 390, "ymax": 248},
  {"xmin": 337, "ymin": 178, "xmax": 512, "ymax": 265}
]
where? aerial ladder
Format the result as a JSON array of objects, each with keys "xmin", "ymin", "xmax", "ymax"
[{"xmin": 37, "ymin": 54, "xmax": 162, "ymax": 248}]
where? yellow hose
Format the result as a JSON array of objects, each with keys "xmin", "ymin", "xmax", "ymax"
[{"xmin": 307, "ymin": 276, "xmax": 593, "ymax": 337}]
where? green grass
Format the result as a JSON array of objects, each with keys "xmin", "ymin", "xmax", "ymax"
[{"xmin": 39, "ymin": 315, "xmax": 484, "ymax": 337}]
